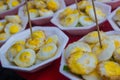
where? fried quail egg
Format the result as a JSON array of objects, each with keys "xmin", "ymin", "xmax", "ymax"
[
  {"xmin": 113, "ymin": 9, "xmax": 120, "ymax": 21},
  {"xmin": 67, "ymin": 52, "xmax": 98, "ymax": 75},
  {"xmin": 25, "ymin": 38, "xmax": 44, "ymax": 51},
  {"xmin": 37, "ymin": 43, "xmax": 57, "ymax": 60},
  {"xmin": 79, "ymin": 14, "xmax": 94, "ymax": 26},
  {"xmin": 83, "ymin": 31, "xmax": 107, "ymax": 44},
  {"xmin": 82, "ymin": 70, "xmax": 102, "ymax": 80},
  {"xmin": 78, "ymin": 1, "xmax": 90, "ymax": 10},
  {"xmin": 0, "ymin": 22, "xmax": 5, "ymax": 32},
  {"xmin": 60, "ymin": 14, "xmax": 79, "ymax": 27},
  {"xmin": 92, "ymin": 39, "xmax": 115, "ymax": 62},
  {"xmin": 39, "ymin": 8, "xmax": 54, "ymax": 17},
  {"xmin": 5, "ymin": 23, "xmax": 22, "ymax": 35},
  {"xmin": 0, "ymin": 32, "xmax": 9, "ymax": 41},
  {"xmin": 26, "ymin": 9, "xmax": 39, "ymax": 19},
  {"xmin": 85, "ymin": 5, "xmax": 106, "ymax": 21},
  {"xmin": 7, "ymin": 0, "xmax": 20, "ymax": 9},
  {"xmin": 45, "ymin": 35, "xmax": 58, "ymax": 44},
  {"xmin": 98, "ymin": 61, "xmax": 120, "ymax": 80},
  {"xmin": 5, "ymin": 15, "xmax": 21, "ymax": 24},
  {"xmin": 113, "ymin": 47, "xmax": 120, "ymax": 64},
  {"xmin": 47, "ymin": 0, "xmax": 59, "ymax": 11},
  {"xmin": 65, "ymin": 41, "xmax": 91, "ymax": 59},
  {"xmin": 59, "ymin": 7, "xmax": 73, "ymax": 20},
  {"xmin": 108, "ymin": 35, "xmax": 120, "ymax": 48},
  {"xmin": 34, "ymin": 0, "xmax": 46, "ymax": 9},
  {"xmin": 13, "ymin": 49, "xmax": 36, "ymax": 67},
  {"xmin": 6, "ymin": 40, "xmax": 25, "ymax": 62},
  {"xmin": 32, "ymin": 30, "xmax": 46, "ymax": 41}
]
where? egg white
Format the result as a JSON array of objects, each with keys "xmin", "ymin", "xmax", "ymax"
[
  {"xmin": 39, "ymin": 9, "xmax": 54, "ymax": 17},
  {"xmin": 45, "ymin": 35, "xmax": 58, "ymax": 45}
]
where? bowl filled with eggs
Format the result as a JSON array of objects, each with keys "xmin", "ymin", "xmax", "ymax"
[
  {"xmin": 0, "ymin": 14, "xmax": 28, "ymax": 45},
  {"xmin": 108, "ymin": 7, "xmax": 120, "ymax": 31},
  {"xmin": 0, "ymin": 0, "xmax": 25, "ymax": 19},
  {"xmin": 93, "ymin": 0, "xmax": 120, "ymax": 10},
  {"xmin": 0, "ymin": 26, "xmax": 69, "ymax": 72},
  {"xmin": 18, "ymin": 0, "xmax": 66, "ymax": 25},
  {"xmin": 51, "ymin": 1, "xmax": 111, "ymax": 35},
  {"xmin": 60, "ymin": 31, "xmax": 120, "ymax": 80}
]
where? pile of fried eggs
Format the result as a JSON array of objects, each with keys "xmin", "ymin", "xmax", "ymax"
[
  {"xmin": 6, "ymin": 30, "xmax": 59, "ymax": 67},
  {"xmin": 64, "ymin": 31, "xmax": 120, "ymax": 80},
  {"xmin": 23, "ymin": 0, "xmax": 60, "ymax": 19},
  {"xmin": 0, "ymin": 0, "xmax": 22, "ymax": 13},
  {"xmin": 59, "ymin": 1, "xmax": 105, "ymax": 27},
  {"xmin": 0, "ymin": 15, "xmax": 22, "ymax": 42}
]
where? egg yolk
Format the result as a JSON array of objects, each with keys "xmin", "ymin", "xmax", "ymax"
[
  {"xmin": 114, "ymin": 40, "xmax": 120, "ymax": 48},
  {"xmin": 45, "ymin": 37, "xmax": 53, "ymax": 44},
  {"xmin": 28, "ymin": 9, "xmax": 37, "ymax": 13},
  {"xmin": 12, "ymin": 1, "xmax": 20, "ymax": 7},
  {"xmin": 116, "ymin": 48, "xmax": 120, "ymax": 55},
  {"xmin": 12, "ymin": 44, "xmax": 23, "ymax": 53},
  {"xmin": 47, "ymin": 0, "xmax": 59, "ymax": 11},
  {"xmin": 64, "ymin": 15, "xmax": 75, "ymax": 26},
  {"xmin": 90, "ymin": 32, "xmax": 99, "ymax": 38},
  {"xmin": 68, "ymin": 51, "xmax": 86, "ymax": 74},
  {"xmin": 43, "ymin": 45, "xmax": 53, "ymax": 52},
  {"xmin": 19, "ymin": 52, "xmax": 31, "ymax": 63},
  {"xmin": 70, "ymin": 47, "xmax": 85, "ymax": 54},
  {"xmin": 40, "ymin": 8, "xmax": 49, "ymax": 12},
  {"xmin": 116, "ymin": 9, "xmax": 120, "ymax": 15},
  {"xmin": 0, "ymin": 22, "xmax": 3, "ymax": 27},
  {"xmin": 84, "ymin": 17, "xmax": 92, "ymax": 22},
  {"xmin": 9, "ymin": 25, "xmax": 20, "ymax": 34},
  {"xmin": 96, "ymin": 9, "xmax": 105, "ymax": 17},
  {"xmin": 86, "ymin": 6, "xmax": 92, "ymax": 14},
  {"xmin": 104, "ymin": 61, "xmax": 120, "ymax": 76},
  {"xmin": 62, "ymin": 8, "xmax": 73, "ymax": 16},
  {"xmin": 32, "ymin": 30, "xmax": 45, "ymax": 39},
  {"xmin": 28, "ymin": 38, "xmax": 40, "ymax": 46},
  {"xmin": 15, "ymin": 40, "xmax": 25, "ymax": 45}
]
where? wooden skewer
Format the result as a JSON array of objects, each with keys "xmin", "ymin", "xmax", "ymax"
[
  {"xmin": 91, "ymin": 0, "xmax": 102, "ymax": 48},
  {"xmin": 25, "ymin": 0, "xmax": 33, "ymax": 39},
  {"xmin": 74, "ymin": 0, "xmax": 81, "ymax": 14}
]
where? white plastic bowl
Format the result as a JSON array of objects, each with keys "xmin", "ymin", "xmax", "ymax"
[
  {"xmin": 51, "ymin": 2, "xmax": 111, "ymax": 35},
  {"xmin": 18, "ymin": 0, "xmax": 66, "ymax": 25},
  {"xmin": 59, "ymin": 31, "xmax": 120, "ymax": 80},
  {"xmin": 0, "ymin": 26, "xmax": 69, "ymax": 72},
  {"xmin": 108, "ymin": 7, "xmax": 120, "ymax": 31},
  {"xmin": 0, "ymin": 0, "xmax": 25, "ymax": 19}
]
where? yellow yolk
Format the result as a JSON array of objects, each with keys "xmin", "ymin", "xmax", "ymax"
[
  {"xmin": 43, "ymin": 45, "xmax": 53, "ymax": 52},
  {"xmin": 72, "ymin": 9, "xmax": 79, "ymax": 15},
  {"xmin": 116, "ymin": 9, "xmax": 120, "ymax": 15},
  {"xmin": 40, "ymin": 8, "xmax": 49, "ymax": 12},
  {"xmin": 0, "ymin": 33, "xmax": 6, "ymax": 40},
  {"xmin": 15, "ymin": 40, "xmax": 25, "ymax": 45},
  {"xmin": 86, "ymin": 6, "xmax": 92, "ymax": 14},
  {"xmin": 68, "ymin": 51, "xmax": 86, "ymax": 74},
  {"xmin": 19, "ymin": 52, "xmax": 31, "ymax": 63},
  {"xmin": 114, "ymin": 40, "xmax": 120, "ymax": 48},
  {"xmin": 70, "ymin": 47, "xmax": 85, "ymax": 54},
  {"xmin": 32, "ymin": 30, "xmax": 45, "ymax": 39},
  {"xmin": 104, "ymin": 61, "xmax": 120, "ymax": 76},
  {"xmin": 28, "ymin": 38, "xmax": 40, "ymax": 46},
  {"xmin": 64, "ymin": 15, "xmax": 76, "ymax": 26},
  {"xmin": 84, "ymin": 17, "xmax": 92, "ymax": 22},
  {"xmin": 94, "ymin": 44, "xmax": 108, "ymax": 56},
  {"xmin": 63, "ymin": 8, "xmax": 73, "ymax": 16},
  {"xmin": 28, "ymin": 9, "xmax": 37, "ymax": 13},
  {"xmin": 96, "ymin": 9, "xmax": 105, "ymax": 17},
  {"xmin": 9, "ymin": 25, "xmax": 19, "ymax": 34},
  {"xmin": 0, "ymin": 22, "xmax": 3, "ymax": 27},
  {"xmin": 45, "ymin": 37, "xmax": 53, "ymax": 44},
  {"xmin": 12, "ymin": 44, "xmax": 23, "ymax": 53},
  {"xmin": 47, "ymin": 0, "xmax": 59, "ymax": 11},
  {"xmin": 90, "ymin": 32, "xmax": 99, "ymax": 38},
  {"xmin": 11, "ymin": 1, "xmax": 20, "ymax": 7}
]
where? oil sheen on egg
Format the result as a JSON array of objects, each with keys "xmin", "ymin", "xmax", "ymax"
[
  {"xmin": 92, "ymin": 39, "xmax": 115, "ymax": 62},
  {"xmin": 98, "ymin": 61, "xmax": 120, "ymax": 80},
  {"xmin": 13, "ymin": 49, "xmax": 36, "ymax": 67},
  {"xmin": 4, "ymin": 23, "xmax": 22, "ymax": 35},
  {"xmin": 79, "ymin": 15, "xmax": 94, "ymax": 26},
  {"xmin": 39, "ymin": 8, "xmax": 54, "ymax": 17},
  {"xmin": 67, "ymin": 52, "xmax": 98, "ymax": 75},
  {"xmin": 65, "ymin": 41, "xmax": 91, "ymax": 59},
  {"xmin": 60, "ymin": 14, "xmax": 79, "ymax": 27},
  {"xmin": 37, "ymin": 43, "xmax": 57, "ymax": 60},
  {"xmin": 45, "ymin": 35, "xmax": 58, "ymax": 45}
]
